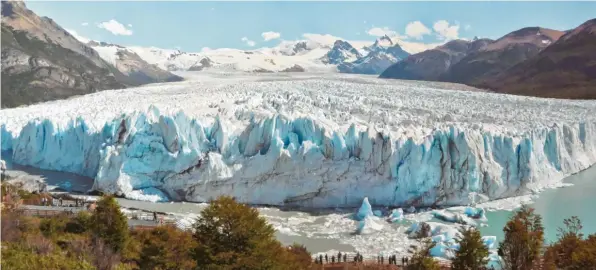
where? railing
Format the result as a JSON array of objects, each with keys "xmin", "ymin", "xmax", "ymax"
[
  {"xmin": 18, "ymin": 208, "xmax": 78, "ymax": 217},
  {"xmin": 313, "ymin": 253, "xmax": 451, "ymax": 267}
]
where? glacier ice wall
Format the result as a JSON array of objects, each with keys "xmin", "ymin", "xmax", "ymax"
[{"xmin": 2, "ymin": 109, "xmax": 596, "ymax": 208}]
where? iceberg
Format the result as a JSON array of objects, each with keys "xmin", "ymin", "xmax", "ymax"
[
  {"xmin": 355, "ymin": 215, "xmax": 384, "ymax": 234},
  {"xmin": 355, "ymin": 197, "xmax": 374, "ymax": 221},
  {"xmin": 1, "ymin": 74, "xmax": 595, "ymax": 206}
]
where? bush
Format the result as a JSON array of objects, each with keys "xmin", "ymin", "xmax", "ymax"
[
  {"xmin": 497, "ymin": 205, "xmax": 544, "ymax": 270},
  {"xmin": 65, "ymin": 211, "xmax": 91, "ymax": 234},
  {"xmin": 192, "ymin": 196, "xmax": 288, "ymax": 269},
  {"xmin": 283, "ymin": 243, "xmax": 312, "ymax": 270},
  {"xmin": 90, "ymin": 195, "xmax": 129, "ymax": 253},
  {"xmin": 1, "ymin": 242, "xmax": 94, "ymax": 270},
  {"xmin": 39, "ymin": 214, "xmax": 69, "ymax": 238}
]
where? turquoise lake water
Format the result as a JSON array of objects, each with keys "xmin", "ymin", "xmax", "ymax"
[{"xmin": 479, "ymin": 165, "xmax": 596, "ymax": 244}]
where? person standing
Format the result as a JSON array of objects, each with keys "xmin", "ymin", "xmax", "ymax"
[
  {"xmin": 331, "ymin": 255, "xmax": 335, "ymax": 264},
  {"xmin": 319, "ymin": 254, "xmax": 323, "ymax": 264},
  {"xmin": 338, "ymin": 251, "xmax": 342, "ymax": 263},
  {"xmin": 343, "ymin": 253, "xmax": 347, "ymax": 263},
  {"xmin": 325, "ymin": 254, "xmax": 328, "ymax": 263}
]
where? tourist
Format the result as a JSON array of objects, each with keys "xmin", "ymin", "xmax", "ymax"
[
  {"xmin": 331, "ymin": 255, "xmax": 335, "ymax": 264},
  {"xmin": 325, "ymin": 254, "xmax": 328, "ymax": 263},
  {"xmin": 319, "ymin": 254, "xmax": 323, "ymax": 264},
  {"xmin": 338, "ymin": 251, "xmax": 342, "ymax": 262},
  {"xmin": 381, "ymin": 255, "xmax": 384, "ymax": 264},
  {"xmin": 343, "ymin": 253, "xmax": 346, "ymax": 263}
]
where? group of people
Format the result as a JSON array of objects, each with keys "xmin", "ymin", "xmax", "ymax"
[
  {"xmin": 377, "ymin": 255, "xmax": 409, "ymax": 265},
  {"xmin": 313, "ymin": 252, "xmax": 364, "ymax": 264},
  {"xmin": 313, "ymin": 252, "xmax": 410, "ymax": 265}
]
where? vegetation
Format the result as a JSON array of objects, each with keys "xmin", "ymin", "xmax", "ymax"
[
  {"xmin": 406, "ymin": 239, "xmax": 441, "ymax": 270},
  {"xmin": 498, "ymin": 205, "xmax": 544, "ymax": 270},
  {"xmin": 3, "ymin": 183, "xmax": 596, "ymax": 270},
  {"xmin": 451, "ymin": 227, "xmax": 489, "ymax": 270}
]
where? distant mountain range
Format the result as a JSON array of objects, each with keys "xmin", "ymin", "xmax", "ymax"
[
  {"xmin": 381, "ymin": 20, "xmax": 595, "ymax": 99},
  {"xmin": 2, "ymin": 1, "xmax": 594, "ymax": 108}
]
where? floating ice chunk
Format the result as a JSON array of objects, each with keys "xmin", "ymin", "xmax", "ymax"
[
  {"xmin": 389, "ymin": 208, "xmax": 404, "ymax": 222},
  {"xmin": 464, "ymin": 207, "xmax": 486, "ymax": 220},
  {"xmin": 430, "ymin": 242, "xmax": 454, "ymax": 258},
  {"xmin": 486, "ymin": 251, "xmax": 501, "ymax": 269},
  {"xmin": 355, "ymin": 197, "xmax": 374, "ymax": 221},
  {"xmin": 356, "ymin": 215, "xmax": 384, "ymax": 234},
  {"xmin": 432, "ymin": 210, "xmax": 477, "ymax": 226},
  {"xmin": 408, "ymin": 206, "xmax": 416, "ymax": 213},
  {"xmin": 482, "ymin": 236, "xmax": 497, "ymax": 249},
  {"xmin": 373, "ymin": 210, "xmax": 383, "ymax": 217},
  {"xmin": 125, "ymin": 187, "xmax": 169, "ymax": 202}
]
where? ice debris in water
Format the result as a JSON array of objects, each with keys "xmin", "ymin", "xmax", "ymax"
[
  {"xmin": 464, "ymin": 207, "xmax": 486, "ymax": 220},
  {"xmin": 355, "ymin": 197, "xmax": 374, "ymax": 221},
  {"xmin": 373, "ymin": 210, "xmax": 383, "ymax": 217},
  {"xmin": 355, "ymin": 215, "xmax": 384, "ymax": 235},
  {"xmin": 389, "ymin": 208, "xmax": 404, "ymax": 223}
]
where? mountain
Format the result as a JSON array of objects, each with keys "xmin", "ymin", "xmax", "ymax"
[
  {"xmin": 1, "ymin": 1, "xmax": 129, "ymax": 108},
  {"xmin": 441, "ymin": 27, "xmax": 565, "ymax": 84},
  {"xmin": 481, "ymin": 19, "xmax": 596, "ymax": 99},
  {"xmin": 338, "ymin": 35, "xmax": 410, "ymax": 74},
  {"xmin": 320, "ymin": 40, "xmax": 362, "ymax": 65},
  {"xmin": 87, "ymin": 41, "xmax": 183, "ymax": 84},
  {"xmin": 379, "ymin": 39, "xmax": 492, "ymax": 80}
]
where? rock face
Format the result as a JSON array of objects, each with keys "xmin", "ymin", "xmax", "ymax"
[
  {"xmin": 321, "ymin": 40, "xmax": 362, "ymax": 65},
  {"xmin": 441, "ymin": 27, "xmax": 564, "ymax": 84},
  {"xmin": 88, "ymin": 41, "xmax": 183, "ymax": 84},
  {"xmin": 481, "ymin": 19, "xmax": 596, "ymax": 99},
  {"xmin": 379, "ymin": 39, "xmax": 492, "ymax": 81},
  {"xmin": 0, "ymin": 1, "xmax": 130, "ymax": 108}
]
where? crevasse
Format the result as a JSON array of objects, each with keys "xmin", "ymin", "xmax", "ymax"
[{"xmin": 2, "ymin": 107, "xmax": 595, "ymax": 208}]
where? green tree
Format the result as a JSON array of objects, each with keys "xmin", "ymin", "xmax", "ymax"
[
  {"xmin": 192, "ymin": 196, "xmax": 287, "ymax": 269},
  {"xmin": 406, "ymin": 239, "xmax": 440, "ymax": 270},
  {"xmin": 497, "ymin": 205, "xmax": 544, "ymax": 270},
  {"xmin": 451, "ymin": 227, "xmax": 489, "ymax": 270},
  {"xmin": 90, "ymin": 195, "xmax": 129, "ymax": 253}
]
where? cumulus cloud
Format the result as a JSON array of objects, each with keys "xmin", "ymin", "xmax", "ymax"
[
  {"xmin": 261, "ymin": 31, "xmax": 281, "ymax": 41},
  {"xmin": 65, "ymin": 28, "xmax": 90, "ymax": 43},
  {"xmin": 433, "ymin": 20, "xmax": 460, "ymax": 40},
  {"xmin": 405, "ymin": 21, "xmax": 431, "ymax": 40},
  {"xmin": 367, "ymin": 27, "xmax": 397, "ymax": 37},
  {"xmin": 81, "ymin": 22, "xmax": 89, "ymax": 26},
  {"xmin": 241, "ymin": 37, "xmax": 256, "ymax": 47},
  {"xmin": 97, "ymin": 19, "xmax": 133, "ymax": 36},
  {"xmin": 128, "ymin": 23, "xmax": 133, "ymax": 28}
]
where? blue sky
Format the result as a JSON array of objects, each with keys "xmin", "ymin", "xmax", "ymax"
[{"xmin": 26, "ymin": 1, "xmax": 596, "ymax": 52}]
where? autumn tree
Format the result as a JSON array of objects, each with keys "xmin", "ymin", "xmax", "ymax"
[
  {"xmin": 134, "ymin": 225, "xmax": 197, "ymax": 270},
  {"xmin": 451, "ymin": 227, "xmax": 489, "ymax": 270},
  {"xmin": 544, "ymin": 216, "xmax": 596, "ymax": 270},
  {"xmin": 192, "ymin": 196, "xmax": 289, "ymax": 269},
  {"xmin": 497, "ymin": 205, "xmax": 544, "ymax": 270}
]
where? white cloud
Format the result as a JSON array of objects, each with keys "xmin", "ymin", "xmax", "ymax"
[
  {"xmin": 127, "ymin": 23, "xmax": 133, "ymax": 28},
  {"xmin": 405, "ymin": 21, "xmax": 431, "ymax": 40},
  {"xmin": 261, "ymin": 31, "xmax": 281, "ymax": 41},
  {"xmin": 81, "ymin": 22, "xmax": 89, "ymax": 26},
  {"xmin": 302, "ymin": 33, "xmax": 343, "ymax": 44},
  {"xmin": 433, "ymin": 20, "xmax": 460, "ymax": 40},
  {"xmin": 241, "ymin": 37, "xmax": 256, "ymax": 47},
  {"xmin": 65, "ymin": 28, "xmax": 90, "ymax": 43},
  {"xmin": 97, "ymin": 19, "xmax": 133, "ymax": 36},
  {"xmin": 367, "ymin": 27, "xmax": 397, "ymax": 37},
  {"xmin": 464, "ymin": 24, "xmax": 471, "ymax": 31},
  {"xmin": 201, "ymin": 47, "xmax": 211, "ymax": 52}
]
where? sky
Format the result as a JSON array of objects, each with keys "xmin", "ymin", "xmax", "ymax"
[{"xmin": 26, "ymin": 1, "xmax": 596, "ymax": 52}]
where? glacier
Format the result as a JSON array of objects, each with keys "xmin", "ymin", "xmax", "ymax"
[{"xmin": 1, "ymin": 73, "xmax": 596, "ymax": 207}]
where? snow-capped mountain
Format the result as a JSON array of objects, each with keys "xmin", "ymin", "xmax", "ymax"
[
  {"xmin": 338, "ymin": 35, "xmax": 410, "ymax": 74},
  {"xmin": 88, "ymin": 41, "xmax": 183, "ymax": 84},
  {"xmin": 321, "ymin": 40, "xmax": 362, "ymax": 64}
]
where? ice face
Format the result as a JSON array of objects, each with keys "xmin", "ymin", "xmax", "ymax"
[{"xmin": 1, "ymin": 73, "xmax": 595, "ymax": 206}]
